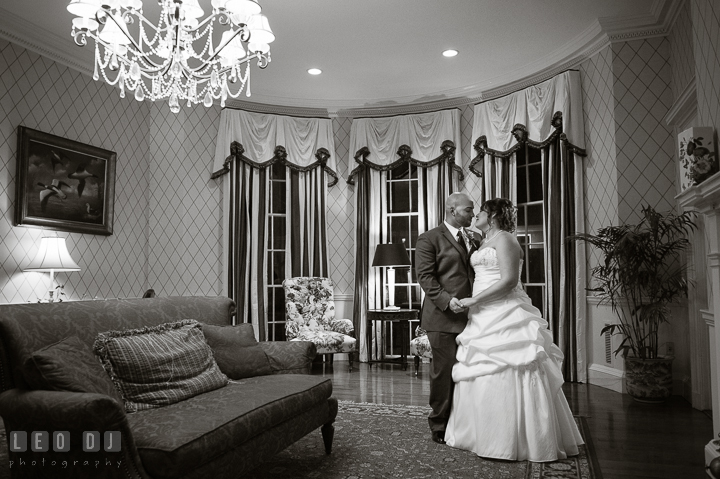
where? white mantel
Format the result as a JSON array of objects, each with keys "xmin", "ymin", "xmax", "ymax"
[{"xmin": 677, "ymin": 172, "xmax": 720, "ymax": 437}]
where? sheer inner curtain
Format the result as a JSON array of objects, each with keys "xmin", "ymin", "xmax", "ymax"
[
  {"xmin": 348, "ymin": 109, "xmax": 463, "ymax": 361},
  {"xmin": 212, "ymin": 109, "xmax": 338, "ymax": 340},
  {"xmin": 469, "ymin": 71, "xmax": 587, "ymax": 382}
]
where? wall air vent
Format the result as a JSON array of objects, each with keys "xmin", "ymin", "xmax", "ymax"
[{"xmin": 604, "ymin": 324, "xmax": 612, "ymax": 364}]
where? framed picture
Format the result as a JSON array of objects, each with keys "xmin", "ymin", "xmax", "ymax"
[{"xmin": 14, "ymin": 127, "xmax": 116, "ymax": 235}]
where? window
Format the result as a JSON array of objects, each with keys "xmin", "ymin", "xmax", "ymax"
[
  {"xmin": 515, "ymin": 145, "xmax": 547, "ymax": 317},
  {"xmin": 267, "ymin": 162, "xmax": 287, "ymax": 340},
  {"xmin": 384, "ymin": 163, "xmax": 422, "ymax": 355}
]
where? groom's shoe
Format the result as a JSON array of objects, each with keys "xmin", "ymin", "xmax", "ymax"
[{"xmin": 431, "ymin": 431, "xmax": 446, "ymax": 444}]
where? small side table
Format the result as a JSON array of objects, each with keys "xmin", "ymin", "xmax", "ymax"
[{"xmin": 366, "ymin": 309, "xmax": 418, "ymax": 371}]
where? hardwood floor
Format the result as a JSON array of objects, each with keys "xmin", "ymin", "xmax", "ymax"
[{"xmin": 311, "ymin": 361, "xmax": 714, "ymax": 479}]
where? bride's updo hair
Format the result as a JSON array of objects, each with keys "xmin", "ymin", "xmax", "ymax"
[{"xmin": 481, "ymin": 198, "xmax": 517, "ymax": 233}]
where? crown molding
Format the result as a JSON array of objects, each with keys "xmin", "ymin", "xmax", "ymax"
[
  {"xmin": 224, "ymin": 99, "xmax": 332, "ymax": 118},
  {"xmin": 0, "ymin": 7, "xmax": 93, "ymax": 77},
  {"xmin": 664, "ymin": 76, "xmax": 697, "ymax": 127}
]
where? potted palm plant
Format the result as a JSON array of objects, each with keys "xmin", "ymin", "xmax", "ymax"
[{"xmin": 571, "ymin": 205, "xmax": 696, "ymax": 402}]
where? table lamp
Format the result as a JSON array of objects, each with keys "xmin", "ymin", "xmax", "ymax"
[
  {"xmin": 372, "ymin": 243, "xmax": 411, "ymax": 310},
  {"xmin": 24, "ymin": 236, "xmax": 81, "ymax": 302}
]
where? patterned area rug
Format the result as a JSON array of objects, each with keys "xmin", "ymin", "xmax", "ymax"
[
  {"xmin": 0, "ymin": 403, "xmax": 601, "ymax": 479},
  {"xmin": 245, "ymin": 401, "xmax": 602, "ymax": 479}
]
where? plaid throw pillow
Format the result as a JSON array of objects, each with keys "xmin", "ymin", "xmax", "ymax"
[{"xmin": 94, "ymin": 319, "xmax": 228, "ymax": 412}]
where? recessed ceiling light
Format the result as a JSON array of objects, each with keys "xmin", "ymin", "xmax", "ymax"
[
  {"xmin": 308, "ymin": 68, "xmax": 322, "ymax": 75},
  {"xmin": 442, "ymin": 49, "xmax": 458, "ymax": 58}
]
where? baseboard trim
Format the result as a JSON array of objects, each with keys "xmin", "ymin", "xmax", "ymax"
[{"xmin": 588, "ymin": 363, "xmax": 625, "ymax": 393}]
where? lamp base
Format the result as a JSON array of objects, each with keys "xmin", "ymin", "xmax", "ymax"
[{"xmin": 383, "ymin": 305, "xmax": 401, "ymax": 310}]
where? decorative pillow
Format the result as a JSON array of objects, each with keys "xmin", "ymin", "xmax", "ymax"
[
  {"xmin": 201, "ymin": 323, "xmax": 273, "ymax": 379},
  {"xmin": 94, "ymin": 319, "xmax": 228, "ymax": 412},
  {"xmin": 23, "ymin": 336, "xmax": 122, "ymax": 403}
]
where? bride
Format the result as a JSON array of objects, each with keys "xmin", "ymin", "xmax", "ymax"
[{"xmin": 444, "ymin": 198, "xmax": 583, "ymax": 462}]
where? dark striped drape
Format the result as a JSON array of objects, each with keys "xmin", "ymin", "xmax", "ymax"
[
  {"xmin": 224, "ymin": 142, "xmax": 333, "ymax": 340},
  {"xmin": 470, "ymin": 118, "xmax": 586, "ymax": 381}
]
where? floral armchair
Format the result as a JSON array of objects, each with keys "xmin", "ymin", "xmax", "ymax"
[
  {"xmin": 409, "ymin": 326, "xmax": 433, "ymax": 376},
  {"xmin": 282, "ymin": 277, "xmax": 356, "ymax": 371}
]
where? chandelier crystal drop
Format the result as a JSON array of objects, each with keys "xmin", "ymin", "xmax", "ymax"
[{"xmin": 67, "ymin": 0, "xmax": 274, "ymax": 113}]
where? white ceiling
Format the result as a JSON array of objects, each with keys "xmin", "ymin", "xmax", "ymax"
[{"xmin": 0, "ymin": 0, "xmax": 673, "ymax": 114}]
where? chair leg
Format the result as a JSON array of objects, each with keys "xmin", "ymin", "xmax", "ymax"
[
  {"xmin": 348, "ymin": 352, "xmax": 354, "ymax": 372},
  {"xmin": 321, "ymin": 420, "xmax": 335, "ymax": 454},
  {"xmin": 414, "ymin": 356, "xmax": 420, "ymax": 376}
]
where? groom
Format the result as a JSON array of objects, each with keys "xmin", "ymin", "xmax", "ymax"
[{"xmin": 415, "ymin": 192, "xmax": 476, "ymax": 444}]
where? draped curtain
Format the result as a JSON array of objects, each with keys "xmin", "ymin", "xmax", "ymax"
[
  {"xmin": 213, "ymin": 109, "xmax": 338, "ymax": 339},
  {"xmin": 469, "ymin": 71, "xmax": 587, "ymax": 382},
  {"xmin": 348, "ymin": 109, "xmax": 462, "ymax": 361}
]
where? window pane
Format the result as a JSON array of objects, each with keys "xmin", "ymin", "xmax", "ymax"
[
  {"xmin": 410, "ymin": 250, "xmax": 417, "ymax": 282},
  {"xmin": 528, "ymin": 146, "xmax": 542, "ymax": 164},
  {"xmin": 271, "ymin": 184, "xmax": 285, "ymax": 213},
  {"xmin": 528, "ymin": 245, "xmax": 546, "ymax": 283},
  {"xmin": 528, "ymin": 164, "xmax": 543, "ymax": 201},
  {"xmin": 273, "ymin": 216, "xmax": 285, "ymax": 249},
  {"xmin": 527, "ymin": 204, "xmax": 543, "ymax": 228},
  {"xmin": 390, "ymin": 216, "xmax": 410, "ymax": 244},
  {"xmin": 394, "ymin": 285, "xmax": 409, "ymax": 309},
  {"xmin": 272, "ymin": 252, "xmax": 285, "ymax": 284},
  {"xmin": 515, "ymin": 147, "xmax": 526, "ymax": 167},
  {"xmin": 410, "ymin": 164, "xmax": 418, "ymax": 179},
  {"xmin": 517, "ymin": 207, "xmax": 526, "ymax": 230},
  {"xmin": 411, "ymin": 285, "xmax": 421, "ymax": 307},
  {"xmin": 525, "ymin": 285, "xmax": 544, "ymax": 311},
  {"xmin": 411, "ymin": 181, "xmax": 418, "ymax": 210},
  {"xmin": 272, "ymin": 322, "xmax": 286, "ymax": 342},
  {"xmin": 391, "ymin": 163, "xmax": 410, "ymax": 179},
  {"xmin": 410, "ymin": 216, "xmax": 418, "ymax": 246},
  {"xmin": 517, "ymin": 168, "xmax": 527, "ymax": 204},
  {"xmin": 271, "ymin": 161, "xmax": 285, "ymax": 179},
  {"xmin": 390, "ymin": 181, "xmax": 410, "ymax": 213},
  {"xmin": 273, "ymin": 288, "xmax": 285, "ymax": 318}
]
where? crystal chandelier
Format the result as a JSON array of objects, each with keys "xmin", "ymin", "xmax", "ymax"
[{"xmin": 67, "ymin": 0, "xmax": 275, "ymax": 113}]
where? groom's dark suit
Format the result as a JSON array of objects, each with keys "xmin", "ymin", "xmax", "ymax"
[{"xmin": 415, "ymin": 223, "xmax": 476, "ymax": 436}]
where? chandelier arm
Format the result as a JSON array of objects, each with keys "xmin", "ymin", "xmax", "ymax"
[{"xmin": 209, "ymin": 27, "xmax": 249, "ymax": 65}]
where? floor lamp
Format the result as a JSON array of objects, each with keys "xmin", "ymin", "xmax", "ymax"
[
  {"xmin": 24, "ymin": 236, "xmax": 81, "ymax": 302},
  {"xmin": 372, "ymin": 243, "xmax": 411, "ymax": 310}
]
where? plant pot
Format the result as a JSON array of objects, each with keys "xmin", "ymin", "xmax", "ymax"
[{"xmin": 624, "ymin": 356, "xmax": 673, "ymax": 403}]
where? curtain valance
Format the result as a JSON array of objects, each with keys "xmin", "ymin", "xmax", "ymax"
[
  {"xmin": 212, "ymin": 109, "xmax": 338, "ymax": 185},
  {"xmin": 347, "ymin": 109, "xmax": 462, "ymax": 182},
  {"xmin": 470, "ymin": 71, "xmax": 585, "ymax": 158},
  {"xmin": 348, "ymin": 140, "xmax": 463, "ymax": 185}
]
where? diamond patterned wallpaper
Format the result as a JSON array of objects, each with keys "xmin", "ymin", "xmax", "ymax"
[
  {"xmin": 612, "ymin": 37, "xmax": 676, "ymax": 224},
  {"xmin": 460, "ymin": 104, "xmax": 483, "ymax": 199},
  {"xmin": 580, "ymin": 46, "xmax": 618, "ymax": 277},
  {"xmin": 692, "ymin": 0, "xmax": 720, "ymax": 132},
  {"xmin": 146, "ymin": 102, "xmax": 223, "ymax": 297},
  {"xmin": 328, "ymin": 116, "xmax": 354, "ymax": 295},
  {"xmin": 669, "ymin": 0, "xmax": 696, "ymax": 100},
  {"xmin": 0, "ymin": 39, "xmax": 149, "ymax": 304}
]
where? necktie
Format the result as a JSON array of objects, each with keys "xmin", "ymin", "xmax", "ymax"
[{"xmin": 457, "ymin": 230, "xmax": 467, "ymax": 252}]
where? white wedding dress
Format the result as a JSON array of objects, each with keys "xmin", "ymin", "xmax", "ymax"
[{"xmin": 444, "ymin": 247, "xmax": 583, "ymax": 462}]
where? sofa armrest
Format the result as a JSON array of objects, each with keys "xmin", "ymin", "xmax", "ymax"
[
  {"xmin": 0, "ymin": 389, "xmax": 151, "ymax": 479},
  {"xmin": 259, "ymin": 341, "xmax": 316, "ymax": 375}
]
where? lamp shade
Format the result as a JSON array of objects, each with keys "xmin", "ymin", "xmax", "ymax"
[
  {"xmin": 372, "ymin": 243, "xmax": 411, "ymax": 267},
  {"xmin": 24, "ymin": 237, "xmax": 81, "ymax": 272}
]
